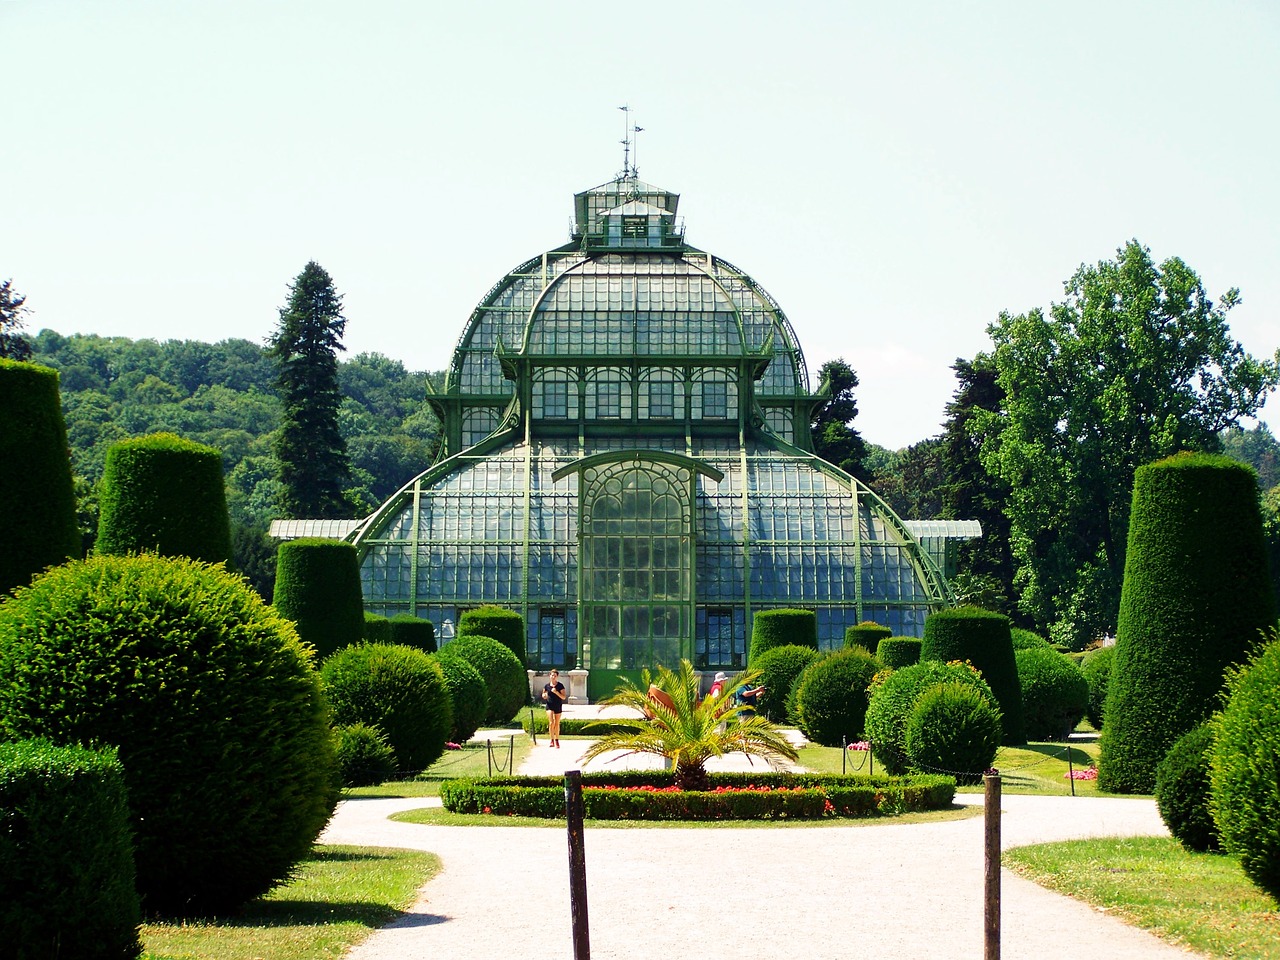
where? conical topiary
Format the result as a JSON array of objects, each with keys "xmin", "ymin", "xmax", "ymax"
[
  {"xmin": 272, "ymin": 538, "xmax": 365, "ymax": 658},
  {"xmin": 920, "ymin": 606, "xmax": 1025, "ymax": 744}
]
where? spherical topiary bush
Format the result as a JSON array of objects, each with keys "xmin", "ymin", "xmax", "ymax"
[
  {"xmin": 864, "ymin": 660, "xmax": 999, "ymax": 775},
  {"xmin": 876, "ymin": 637, "xmax": 922, "ymax": 669},
  {"xmin": 1015, "ymin": 648, "xmax": 1089, "ymax": 741},
  {"xmin": 321, "ymin": 643, "xmax": 452, "ymax": 775},
  {"xmin": 844, "ymin": 621, "xmax": 892, "ymax": 653},
  {"xmin": 792, "ymin": 648, "xmax": 881, "ymax": 747},
  {"xmin": 458, "ymin": 605, "xmax": 527, "ymax": 667},
  {"xmin": 1155, "ymin": 722, "xmax": 1220, "ymax": 853},
  {"xmin": 0, "ymin": 740, "xmax": 141, "ymax": 960},
  {"xmin": 432, "ymin": 650, "xmax": 487, "ymax": 743},
  {"xmin": 1010, "ymin": 628, "xmax": 1052, "ymax": 651},
  {"xmin": 1209, "ymin": 634, "xmax": 1280, "ymax": 901},
  {"xmin": 921, "ymin": 606, "xmax": 1025, "ymax": 744},
  {"xmin": 273, "ymin": 538, "xmax": 365, "ymax": 658},
  {"xmin": 333, "ymin": 723, "xmax": 397, "ymax": 788},
  {"xmin": 363, "ymin": 612, "xmax": 391, "ymax": 642},
  {"xmin": 751, "ymin": 644, "xmax": 822, "ymax": 723},
  {"xmin": 904, "ymin": 682, "xmax": 1003, "ymax": 784},
  {"xmin": 0, "ymin": 554, "xmax": 338, "ymax": 916},
  {"xmin": 0, "ymin": 359, "xmax": 80, "ymax": 596},
  {"xmin": 442, "ymin": 634, "xmax": 527, "ymax": 724},
  {"xmin": 751, "ymin": 608, "xmax": 817, "ymax": 660},
  {"xmin": 1081, "ymin": 645, "xmax": 1115, "ymax": 731},
  {"xmin": 389, "ymin": 614, "xmax": 436, "ymax": 652}
]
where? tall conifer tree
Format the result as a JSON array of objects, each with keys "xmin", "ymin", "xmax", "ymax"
[{"xmin": 269, "ymin": 262, "xmax": 352, "ymax": 518}]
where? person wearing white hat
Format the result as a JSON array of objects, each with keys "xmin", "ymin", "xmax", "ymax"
[{"xmin": 708, "ymin": 671, "xmax": 728, "ymax": 699}]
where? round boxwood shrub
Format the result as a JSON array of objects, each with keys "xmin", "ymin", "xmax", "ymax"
[
  {"xmin": 844, "ymin": 621, "xmax": 891, "ymax": 653},
  {"xmin": 1081, "ymin": 645, "xmax": 1115, "ymax": 730},
  {"xmin": 876, "ymin": 637, "xmax": 922, "ymax": 669},
  {"xmin": 751, "ymin": 608, "xmax": 817, "ymax": 660},
  {"xmin": 272, "ymin": 538, "xmax": 365, "ymax": 658},
  {"xmin": 792, "ymin": 648, "xmax": 881, "ymax": 747},
  {"xmin": 389, "ymin": 614, "xmax": 436, "ymax": 652},
  {"xmin": 1209, "ymin": 634, "xmax": 1280, "ymax": 901},
  {"xmin": 458, "ymin": 605, "xmax": 527, "ymax": 667},
  {"xmin": 1155, "ymin": 722, "xmax": 1220, "ymax": 853},
  {"xmin": 1101, "ymin": 453, "xmax": 1277, "ymax": 794},
  {"xmin": 1015, "ymin": 647, "xmax": 1089, "ymax": 741},
  {"xmin": 321, "ymin": 643, "xmax": 452, "ymax": 775},
  {"xmin": 921, "ymin": 606, "xmax": 1025, "ymax": 744},
  {"xmin": 1010, "ymin": 628, "xmax": 1052, "ymax": 651},
  {"xmin": 864, "ymin": 660, "xmax": 1000, "ymax": 775},
  {"xmin": 0, "ymin": 739, "xmax": 141, "ymax": 960},
  {"xmin": 0, "ymin": 359, "xmax": 80, "ymax": 596},
  {"xmin": 751, "ymin": 644, "xmax": 822, "ymax": 723},
  {"xmin": 333, "ymin": 723, "xmax": 397, "ymax": 788},
  {"xmin": 432, "ymin": 650, "xmax": 487, "ymax": 743},
  {"xmin": 442, "ymin": 634, "xmax": 527, "ymax": 724},
  {"xmin": 363, "ymin": 612, "xmax": 391, "ymax": 642},
  {"xmin": 904, "ymin": 682, "xmax": 1003, "ymax": 784},
  {"xmin": 0, "ymin": 553, "xmax": 338, "ymax": 916},
  {"xmin": 95, "ymin": 432, "xmax": 232, "ymax": 564}
]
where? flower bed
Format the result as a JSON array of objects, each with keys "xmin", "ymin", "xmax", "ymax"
[{"xmin": 440, "ymin": 771, "xmax": 955, "ymax": 820}]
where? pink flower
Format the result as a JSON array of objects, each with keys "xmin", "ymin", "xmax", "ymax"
[
  {"xmin": 1066, "ymin": 768, "xmax": 1098, "ymax": 780},
  {"xmin": 847, "ymin": 741, "xmax": 871, "ymax": 752},
  {"xmin": 445, "ymin": 742, "xmax": 462, "ymax": 750}
]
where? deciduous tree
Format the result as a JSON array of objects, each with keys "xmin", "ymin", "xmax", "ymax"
[{"xmin": 0, "ymin": 279, "xmax": 33, "ymax": 361}]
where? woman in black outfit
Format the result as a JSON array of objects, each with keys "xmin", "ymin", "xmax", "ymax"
[{"xmin": 541, "ymin": 669, "xmax": 566, "ymax": 747}]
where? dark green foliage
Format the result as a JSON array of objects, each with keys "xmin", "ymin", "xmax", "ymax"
[
  {"xmin": 1015, "ymin": 648, "xmax": 1089, "ymax": 741},
  {"xmin": 792, "ymin": 648, "xmax": 881, "ymax": 747},
  {"xmin": 1210, "ymin": 634, "xmax": 1280, "ymax": 901},
  {"xmin": 750, "ymin": 608, "xmax": 818, "ymax": 660},
  {"xmin": 864, "ymin": 660, "xmax": 999, "ymax": 775},
  {"xmin": 1155, "ymin": 723, "xmax": 1220, "ymax": 853},
  {"xmin": 363, "ymin": 612, "xmax": 391, "ymax": 642},
  {"xmin": 0, "ymin": 279, "xmax": 33, "ymax": 360},
  {"xmin": 458, "ymin": 605, "xmax": 527, "ymax": 666},
  {"xmin": 431, "ymin": 651, "xmax": 486, "ymax": 743},
  {"xmin": 750, "ymin": 644, "xmax": 822, "ymax": 722},
  {"xmin": 441, "ymin": 635, "xmax": 528, "ymax": 725},
  {"xmin": 0, "ymin": 740, "xmax": 141, "ymax": 960},
  {"xmin": 1010, "ymin": 628, "xmax": 1052, "ymax": 651},
  {"xmin": 0, "ymin": 360, "xmax": 80, "ymax": 596},
  {"xmin": 921, "ymin": 606, "xmax": 1025, "ymax": 744},
  {"xmin": 845, "ymin": 621, "xmax": 892, "ymax": 653},
  {"xmin": 876, "ymin": 637, "xmax": 922, "ymax": 669},
  {"xmin": 389, "ymin": 614, "xmax": 436, "ymax": 652},
  {"xmin": 333, "ymin": 724, "xmax": 397, "ymax": 788},
  {"xmin": 1081, "ymin": 645, "xmax": 1115, "ymax": 730},
  {"xmin": 810, "ymin": 358, "xmax": 869, "ymax": 481},
  {"xmin": 272, "ymin": 538, "xmax": 365, "ymax": 658},
  {"xmin": 904, "ymin": 682, "xmax": 1003, "ymax": 784},
  {"xmin": 231, "ymin": 521, "xmax": 278, "ymax": 600},
  {"xmin": 0, "ymin": 554, "xmax": 338, "ymax": 916},
  {"xmin": 95, "ymin": 432, "xmax": 232, "ymax": 564},
  {"xmin": 321, "ymin": 643, "xmax": 452, "ymax": 775},
  {"xmin": 269, "ymin": 261, "xmax": 353, "ymax": 519},
  {"xmin": 1099, "ymin": 453, "xmax": 1277, "ymax": 794}
]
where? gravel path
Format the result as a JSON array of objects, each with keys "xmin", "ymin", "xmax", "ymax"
[{"xmin": 321, "ymin": 738, "xmax": 1200, "ymax": 960}]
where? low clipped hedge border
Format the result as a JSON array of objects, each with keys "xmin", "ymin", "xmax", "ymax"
[
  {"xmin": 520, "ymin": 712, "xmax": 638, "ymax": 737},
  {"xmin": 441, "ymin": 771, "xmax": 955, "ymax": 821}
]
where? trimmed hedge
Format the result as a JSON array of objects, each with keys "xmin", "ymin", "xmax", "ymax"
[
  {"xmin": 920, "ymin": 606, "xmax": 1025, "ymax": 744},
  {"xmin": 750, "ymin": 644, "xmax": 822, "ymax": 722},
  {"xmin": 333, "ymin": 723, "xmax": 397, "ymax": 788},
  {"xmin": 1010, "ymin": 628, "xmax": 1052, "ymax": 651},
  {"xmin": 1081, "ymin": 645, "xmax": 1114, "ymax": 730},
  {"xmin": 321, "ymin": 643, "xmax": 452, "ymax": 774},
  {"xmin": 876, "ymin": 637, "xmax": 922, "ymax": 669},
  {"xmin": 95, "ymin": 432, "xmax": 232, "ymax": 564},
  {"xmin": 440, "ymin": 771, "xmax": 956, "ymax": 820},
  {"xmin": 363, "ymin": 612, "xmax": 391, "ymax": 642},
  {"xmin": 751, "ymin": 608, "xmax": 817, "ymax": 660},
  {"xmin": 844, "ymin": 621, "xmax": 892, "ymax": 653},
  {"xmin": 1015, "ymin": 647, "xmax": 1089, "ymax": 741},
  {"xmin": 431, "ymin": 651, "xmax": 487, "ymax": 743},
  {"xmin": 0, "ymin": 739, "xmax": 141, "ymax": 960},
  {"xmin": 1155, "ymin": 722, "xmax": 1220, "ymax": 853},
  {"xmin": 458, "ymin": 605, "xmax": 527, "ymax": 667},
  {"xmin": 0, "ymin": 554, "xmax": 338, "ymax": 916},
  {"xmin": 389, "ymin": 614, "xmax": 436, "ymax": 652},
  {"xmin": 1100, "ymin": 453, "xmax": 1277, "ymax": 794},
  {"xmin": 904, "ymin": 682, "xmax": 1002, "ymax": 784},
  {"xmin": 1210, "ymin": 634, "xmax": 1280, "ymax": 901},
  {"xmin": 0, "ymin": 360, "xmax": 80, "ymax": 595},
  {"xmin": 792, "ymin": 647, "xmax": 881, "ymax": 746},
  {"xmin": 272, "ymin": 538, "xmax": 365, "ymax": 658},
  {"xmin": 521, "ymin": 713, "xmax": 641, "ymax": 737},
  {"xmin": 441, "ymin": 634, "xmax": 527, "ymax": 724}
]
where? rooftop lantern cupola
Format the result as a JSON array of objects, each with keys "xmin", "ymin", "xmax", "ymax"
[{"xmin": 571, "ymin": 175, "xmax": 685, "ymax": 251}]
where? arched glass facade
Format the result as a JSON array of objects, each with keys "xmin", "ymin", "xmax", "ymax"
[{"xmin": 353, "ymin": 174, "xmax": 951, "ymax": 699}]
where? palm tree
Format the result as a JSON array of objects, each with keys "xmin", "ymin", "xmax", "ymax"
[{"xmin": 580, "ymin": 659, "xmax": 799, "ymax": 791}]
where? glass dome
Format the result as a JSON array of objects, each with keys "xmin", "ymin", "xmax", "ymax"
[{"xmin": 353, "ymin": 173, "xmax": 951, "ymax": 700}]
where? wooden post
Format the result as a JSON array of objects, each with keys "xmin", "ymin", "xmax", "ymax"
[
  {"xmin": 984, "ymin": 769, "xmax": 1001, "ymax": 960},
  {"xmin": 565, "ymin": 769, "xmax": 590, "ymax": 960}
]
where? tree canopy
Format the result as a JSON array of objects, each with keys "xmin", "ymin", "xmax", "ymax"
[
  {"xmin": 0, "ymin": 279, "xmax": 34, "ymax": 361},
  {"xmin": 810, "ymin": 358, "xmax": 869, "ymax": 481}
]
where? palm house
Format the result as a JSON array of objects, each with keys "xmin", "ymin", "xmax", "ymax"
[{"xmin": 349, "ymin": 172, "xmax": 954, "ymax": 699}]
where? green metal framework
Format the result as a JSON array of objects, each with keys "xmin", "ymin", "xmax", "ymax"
[{"xmin": 353, "ymin": 174, "xmax": 952, "ymax": 699}]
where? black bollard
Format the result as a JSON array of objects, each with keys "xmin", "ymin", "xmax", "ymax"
[
  {"xmin": 984, "ymin": 769, "xmax": 1001, "ymax": 960},
  {"xmin": 565, "ymin": 769, "xmax": 590, "ymax": 960}
]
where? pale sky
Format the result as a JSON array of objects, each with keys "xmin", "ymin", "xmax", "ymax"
[{"xmin": 4, "ymin": 1, "xmax": 1279, "ymax": 450}]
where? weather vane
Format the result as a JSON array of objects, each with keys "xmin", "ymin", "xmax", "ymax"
[{"xmin": 618, "ymin": 105, "xmax": 643, "ymax": 180}]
